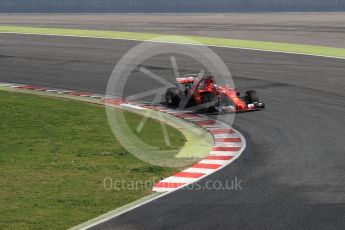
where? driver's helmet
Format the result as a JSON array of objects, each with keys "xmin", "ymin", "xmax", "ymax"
[
  {"xmin": 185, "ymin": 83, "xmax": 192, "ymax": 91},
  {"xmin": 204, "ymin": 79, "xmax": 214, "ymax": 90}
]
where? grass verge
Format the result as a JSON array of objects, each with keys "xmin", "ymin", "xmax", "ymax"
[
  {"xmin": 0, "ymin": 25, "xmax": 345, "ymax": 58},
  {"xmin": 0, "ymin": 90, "xmax": 185, "ymax": 229}
]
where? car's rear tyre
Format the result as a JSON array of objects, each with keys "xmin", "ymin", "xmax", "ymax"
[
  {"xmin": 165, "ymin": 87, "xmax": 180, "ymax": 107},
  {"xmin": 202, "ymin": 94, "xmax": 217, "ymax": 113},
  {"xmin": 245, "ymin": 90, "xmax": 259, "ymax": 103}
]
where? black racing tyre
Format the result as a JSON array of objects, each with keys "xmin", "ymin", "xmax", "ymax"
[
  {"xmin": 165, "ymin": 87, "xmax": 180, "ymax": 107},
  {"xmin": 245, "ymin": 90, "xmax": 259, "ymax": 103},
  {"xmin": 202, "ymin": 94, "xmax": 217, "ymax": 113}
]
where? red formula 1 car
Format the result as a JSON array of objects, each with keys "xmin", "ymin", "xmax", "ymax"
[{"xmin": 165, "ymin": 75, "xmax": 265, "ymax": 113}]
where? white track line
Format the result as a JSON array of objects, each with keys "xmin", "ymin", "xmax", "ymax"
[
  {"xmin": 160, "ymin": 177, "xmax": 198, "ymax": 184},
  {"xmin": 209, "ymin": 151, "xmax": 239, "ymax": 156},
  {"xmin": 213, "ymin": 133, "xmax": 239, "ymax": 138},
  {"xmin": 198, "ymin": 159, "xmax": 229, "ymax": 165},
  {"xmin": 182, "ymin": 168, "xmax": 216, "ymax": 174},
  {"xmin": 120, "ymin": 103, "xmax": 148, "ymax": 110},
  {"xmin": 214, "ymin": 142, "xmax": 242, "ymax": 147}
]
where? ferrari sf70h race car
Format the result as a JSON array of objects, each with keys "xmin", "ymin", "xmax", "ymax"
[{"xmin": 165, "ymin": 75, "xmax": 265, "ymax": 113}]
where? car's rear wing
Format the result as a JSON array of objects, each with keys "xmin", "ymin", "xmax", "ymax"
[{"xmin": 176, "ymin": 77, "xmax": 197, "ymax": 84}]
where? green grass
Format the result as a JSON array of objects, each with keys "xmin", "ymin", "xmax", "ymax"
[
  {"xmin": 1, "ymin": 25, "xmax": 345, "ymax": 58},
  {"xmin": 0, "ymin": 90, "xmax": 186, "ymax": 229}
]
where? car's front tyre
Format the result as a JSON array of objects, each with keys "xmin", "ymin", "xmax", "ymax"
[{"xmin": 165, "ymin": 87, "xmax": 180, "ymax": 107}]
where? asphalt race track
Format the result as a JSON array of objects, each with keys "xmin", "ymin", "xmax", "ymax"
[{"xmin": 1, "ymin": 33, "xmax": 345, "ymax": 229}]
